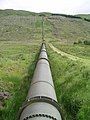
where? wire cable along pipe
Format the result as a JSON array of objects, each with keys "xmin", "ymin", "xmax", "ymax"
[{"xmin": 19, "ymin": 43, "xmax": 62, "ymax": 120}]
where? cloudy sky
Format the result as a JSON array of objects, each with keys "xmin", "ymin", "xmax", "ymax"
[{"xmin": 0, "ymin": 0, "xmax": 90, "ymax": 15}]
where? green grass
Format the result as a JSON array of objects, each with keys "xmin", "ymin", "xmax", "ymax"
[
  {"xmin": 47, "ymin": 16, "xmax": 90, "ymax": 44},
  {"xmin": 77, "ymin": 14, "xmax": 90, "ymax": 19},
  {"xmin": 47, "ymin": 45, "xmax": 90, "ymax": 120},
  {"xmin": 51, "ymin": 42, "xmax": 90, "ymax": 59},
  {"xmin": 0, "ymin": 9, "xmax": 90, "ymax": 120},
  {"xmin": 0, "ymin": 41, "xmax": 40, "ymax": 120},
  {"xmin": 48, "ymin": 41, "xmax": 90, "ymax": 119},
  {"xmin": 0, "ymin": 9, "xmax": 36, "ymax": 17},
  {"xmin": 0, "ymin": 10, "xmax": 42, "ymax": 120}
]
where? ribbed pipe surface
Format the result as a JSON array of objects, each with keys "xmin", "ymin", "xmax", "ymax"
[{"xmin": 19, "ymin": 43, "xmax": 62, "ymax": 120}]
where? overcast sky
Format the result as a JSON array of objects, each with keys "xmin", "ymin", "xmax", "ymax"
[{"xmin": 0, "ymin": 0, "xmax": 90, "ymax": 15}]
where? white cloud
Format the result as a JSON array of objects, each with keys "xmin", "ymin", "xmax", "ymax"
[{"xmin": 0, "ymin": 0, "xmax": 90, "ymax": 14}]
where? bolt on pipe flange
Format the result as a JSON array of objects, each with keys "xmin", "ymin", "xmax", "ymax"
[
  {"xmin": 18, "ymin": 96, "xmax": 61, "ymax": 120},
  {"xmin": 23, "ymin": 114, "xmax": 57, "ymax": 120}
]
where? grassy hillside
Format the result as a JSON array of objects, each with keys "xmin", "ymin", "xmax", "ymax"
[
  {"xmin": 0, "ymin": 11, "xmax": 42, "ymax": 42},
  {"xmin": 0, "ymin": 9, "xmax": 36, "ymax": 16},
  {"xmin": 0, "ymin": 9, "xmax": 90, "ymax": 120},
  {"xmin": 0, "ymin": 9, "xmax": 42, "ymax": 120},
  {"xmin": 46, "ymin": 15, "xmax": 90, "ymax": 44},
  {"xmin": 0, "ymin": 41, "xmax": 40, "ymax": 120},
  {"xmin": 48, "ymin": 46, "xmax": 90, "ymax": 120},
  {"xmin": 77, "ymin": 14, "xmax": 90, "ymax": 19}
]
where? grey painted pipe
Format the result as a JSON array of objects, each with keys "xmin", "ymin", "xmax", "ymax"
[{"xmin": 19, "ymin": 43, "xmax": 62, "ymax": 120}]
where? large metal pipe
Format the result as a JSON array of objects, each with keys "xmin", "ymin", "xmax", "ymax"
[{"xmin": 19, "ymin": 43, "xmax": 62, "ymax": 120}]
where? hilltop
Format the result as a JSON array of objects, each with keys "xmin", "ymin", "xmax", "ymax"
[
  {"xmin": 77, "ymin": 14, "xmax": 90, "ymax": 19},
  {"xmin": 0, "ymin": 9, "xmax": 90, "ymax": 44},
  {"xmin": 0, "ymin": 9, "xmax": 36, "ymax": 16}
]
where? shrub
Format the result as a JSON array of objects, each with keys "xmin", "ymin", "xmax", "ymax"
[
  {"xmin": 84, "ymin": 40, "xmax": 90, "ymax": 45},
  {"xmin": 73, "ymin": 42, "xmax": 77, "ymax": 44},
  {"xmin": 78, "ymin": 40, "xmax": 82, "ymax": 44}
]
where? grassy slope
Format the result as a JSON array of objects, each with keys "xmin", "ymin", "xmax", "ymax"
[
  {"xmin": 0, "ymin": 9, "xmax": 36, "ymax": 16},
  {"xmin": 50, "ymin": 42, "xmax": 90, "ymax": 59},
  {"xmin": 48, "ymin": 47, "xmax": 90, "ymax": 120},
  {"xmin": 46, "ymin": 13, "xmax": 90, "ymax": 120},
  {"xmin": 47, "ymin": 16, "xmax": 90, "ymax": 44},
  {"xmin": 0, "ymin": 10, "xmax": 42, "ymax": 120},
  {"xmin": 46, "ymin": 13, "xmax": 90, "ymax": 119},
  {"xmin": 0, "ymin": 42, "xmax": 40, "ymax": 120},
  {"xmin": 77, "ymin": 14, "xmax": 90, "ymax": 19},
  {"xmin": 0, "ymin": 9, "xmax": 90, "ymax": 120}
]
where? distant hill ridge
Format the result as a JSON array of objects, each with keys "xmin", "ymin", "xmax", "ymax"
[
  {"xmin": 0, "ymin": 9, "xmax": 90, "ymax": 22},
  {"xmin": 0, "ymin": 9, "xmax": 90, "ymax": 43},
  {"xmin": 51, "ymin": 13, "xmax": 90, "ymax": 22},
  {"xmin": 0, "ymin": 9, "xmax": 36, "ymax": 16}
]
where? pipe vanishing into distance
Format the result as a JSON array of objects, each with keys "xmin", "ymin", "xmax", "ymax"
[{"xmin": 19, "ymin": 43, "xmax": 62, "ymax": 120}]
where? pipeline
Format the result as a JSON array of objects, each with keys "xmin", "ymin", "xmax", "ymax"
[{"xmin": 19, "ymin": 43, "xmax": 62, "ymax": 120}]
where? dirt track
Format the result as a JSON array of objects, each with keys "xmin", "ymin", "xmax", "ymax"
[{"xmin": 49, "ymin": 43, "xmax": 90, "ymax": 67}]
